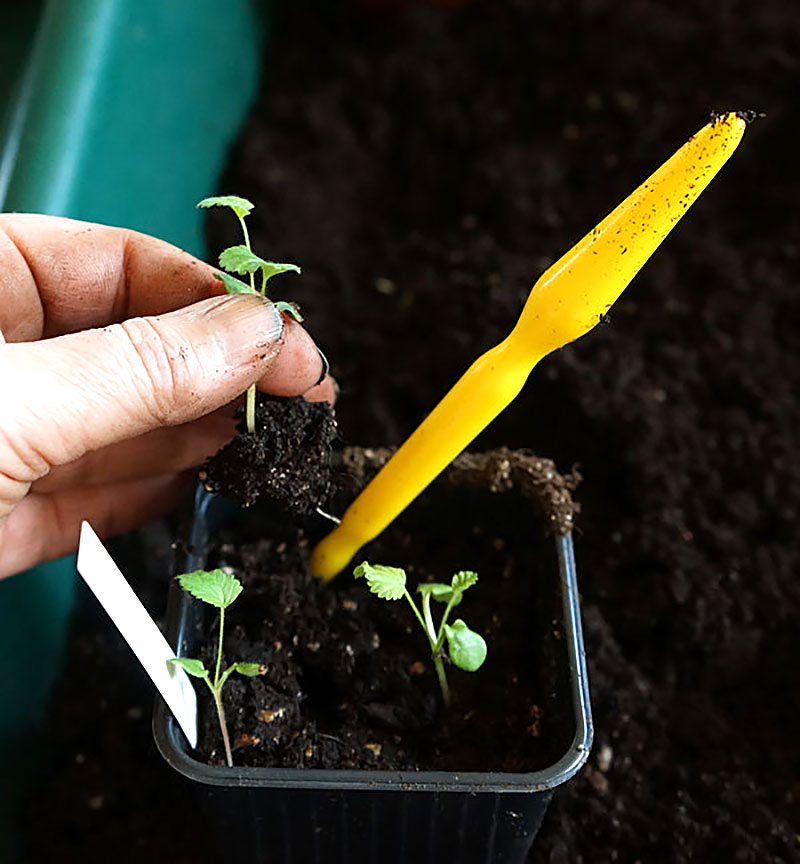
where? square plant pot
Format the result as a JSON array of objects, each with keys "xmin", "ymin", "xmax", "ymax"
[{"xmin": 154, "ymin": 455, "xmax": 592, "ymax": 864}]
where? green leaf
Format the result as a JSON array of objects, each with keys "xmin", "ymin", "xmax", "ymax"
[
  {"xmin": 418, "ymin": 572, "xmax": 478, "ymax": 605},
  {"xmin": 274, "ymin": 300, "xmax": 303, "ymax": 322},
  {"xmin": 353, "ymin": 562, "xmax": 406, "ymax": 601},
  {"xmin": 197, "ymin": 195, "xmax": 254, "ymax": 220},
  {"xmin": 213, "ymin": 271, "xmax": 252, "ymax": 295},
  {"xmin": 230, "ymin": 662, "xmax": 264, "ymax": 677},
  {"xmin": 177, "ymin": 569, "xmax": 243, "ymax": 610},
  {"xmin": 260, "ymin": 261, "xmax": 301, "ymax": 282},
  {"xmin": 417, "ymin": 582, "xmax": 455, "ymax": 603},
  {"xmin": 218, "ymin": 247, "xmax": 301, "ymax": 293},
  {"xmin": 168, "ymin": 657, "xmax": 209, "ymax": 680},
  {"xmin": 218, "ymin": 661, "xmax": 265, "ymax": 689},
  {"xmin": 451, "ymin": 571, "xmax": 478, "ymax": 594},
  {"xmin": 219, "ymin": 245, "xmax": 266, "ymax": 275},
  {"xmin": 443, "ymin": 619, "xmax": 487, "ymax": 672}
]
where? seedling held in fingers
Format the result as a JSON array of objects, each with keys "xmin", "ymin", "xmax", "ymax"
[
  {"xmin": 353, "ymin": 563, "xmax": 487, "ymax": 708},
  {"xmin": 197, "ymin": 195, "xmax": 302, "ymax": 433},
  {"xmin": 169, "ymin": 568, "xmax": 265, "ymax": 767}
]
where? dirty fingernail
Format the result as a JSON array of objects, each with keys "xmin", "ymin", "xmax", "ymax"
[
  {"xmin": 204, "ymin": 295, "xmax": 284, "ymax": 367},
  {"xmin": 316, "ymin": 346, "xmax": 330, "ymax": 386}
]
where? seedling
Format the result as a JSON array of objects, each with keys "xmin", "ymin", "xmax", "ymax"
[
  {"xmin": 197, "ymin": 195, "xmax": 302, "ymax": 434},
  {"xmin": 353, "ymin": 562, "xmax": 487, "ymax": 708},
  {"xmin": 169, "ymin": 568, "xmax": 265, "ymax": 767}
]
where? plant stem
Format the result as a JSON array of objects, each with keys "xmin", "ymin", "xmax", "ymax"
[
  {"xmin": 211, "ymin": 686, "xmax": 234, "ymax": 768},
  {"xmin": 245, "ymin": 384, "xmax": 256, "ymax": 434},
  {"xmin": 211, "ymin": 608, "xmax": 233, "ymax": 766},
  {"xmin": 435, "ymin": 593, "xmax": 459, "ymax": 653},
  {"xmin": 239, "ymin": 214, "xmax": 259, "ymax": 434},
  {"xmin": 432, "ymin": 653, "xmax": 451, "ymax": 709},
  {"xmin": 238, "ymin": 214, "xmax": 252, "ymax": 253},
  {"xmin": 418, "ymin": 591, "xmax": 451, "ymax": 708},
  {"xmin": 215, "ymin": 607, "xmax": 225, "ymax": 688},
  {"xmin": 403, "ymin": 588, "xmax": 432, "ymax": 639},
  {"xmin": 422, "ymin": 593, "xmax": 437, "ymax": 644}
]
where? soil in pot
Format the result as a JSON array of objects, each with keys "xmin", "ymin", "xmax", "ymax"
[{"xmin": 190, "ymin": 444, "xmax": 580, "ymax": 773}]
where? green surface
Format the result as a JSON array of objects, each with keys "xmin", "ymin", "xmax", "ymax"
[
  {"xmin": 1, "ymin": 0, "xmax": 263, "ymax": 253},
  {"xmin": 0, "ymin": 0, "xmax": 264, "ymax": 853},
  {"xmin": 0, "ymin": 3, "xmax": 44, "ymax": 111},
  {"xmin": 0, "ymin": 558, "xmax": 75, "ymax": 848}
]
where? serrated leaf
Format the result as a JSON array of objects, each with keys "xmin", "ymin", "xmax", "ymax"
[
  {"xmin": 177, "ymin": 569, "xmax": 243, "ymax": 609},
  {"xmin": 218, "ymin": 247, "xmax": 301, "ymax": 291},
  {"xmin": 444, "ymin": 619, "xmax": 487, "ymax": 672},
  {"xmin": 353, "ymin": 562, "xmax": 406, "ymax": 601},
  {"xmin": 197, "ymin": 195, "xmax": 254, "ymax": 220},
  {"xmin": 214, "ymin": 271, "xmax": 252, "ymax": 295},
  {"xmin": 231, "ymin": 662, "xmax": 265, "ymax": 677},
  {"xmin": 219, "ymin": 245, "xmax": 266, "ymax": 275},
  {"xmin": 168, "ymin": 657, "xmax": 209, "ymax": 680},
  {"xmin": 274, "ymin": 300, "xmax": 303, "ymax": 322},
  {"xmin": 451, "ymin": 571, "xmax": 478, "ymax": 593}
]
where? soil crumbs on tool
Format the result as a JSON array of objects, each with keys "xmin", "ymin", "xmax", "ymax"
[{"xmin": 18, "ymin": 0, "xmax": 800, "ymax": 862}]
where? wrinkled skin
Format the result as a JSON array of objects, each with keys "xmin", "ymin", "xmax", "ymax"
[{"xmin": 0, "ymin": 214, "xmax": 335, "ymax": 578}]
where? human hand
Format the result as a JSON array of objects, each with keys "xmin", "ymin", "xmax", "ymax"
[{"xmin": 0, "ymin": 214, "xmax": 335, "ymax": 579}]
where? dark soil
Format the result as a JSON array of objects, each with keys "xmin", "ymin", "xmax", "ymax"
[
  {"xmin": 201, "ymin": 396, "xmax": 338, "ymax": 511},
  {"xmin": 193, "ymin": 464, "xmax": 571, "ymax": 773},
  {"xmin": 19, "ymin": 0, "xmax": 800, "ymax": 862}
]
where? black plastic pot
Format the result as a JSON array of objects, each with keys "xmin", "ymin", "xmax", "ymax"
[{"xmin": 154, "ymin": 484, "xmax": 592, "ymax": 864}]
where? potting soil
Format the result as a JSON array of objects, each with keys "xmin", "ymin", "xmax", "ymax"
[
  {"xmin": 192, "ymin": 463, "xmax": 572, "ymax": 773},
  {"xmin": 201, "ymin": 396, "xmax": 338, "ymax": 510}
]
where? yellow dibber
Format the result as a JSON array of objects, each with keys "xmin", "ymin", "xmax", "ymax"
[{"xmin": 311, "ymin": 111, "xmax": 748, "ymax": 580}]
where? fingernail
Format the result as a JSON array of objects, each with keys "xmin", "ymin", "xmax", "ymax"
[
  {"xmin": 316, "ymin": 346, "xmax": 330, "ymax": 386},
  {"xmin": 201, "ymin": 295, "xmax": 284, "ymax": 367}
]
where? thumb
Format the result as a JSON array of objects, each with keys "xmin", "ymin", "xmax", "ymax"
[{"xmin": 1, "ymin": 294, "xmax": 284, "ymax": 483}]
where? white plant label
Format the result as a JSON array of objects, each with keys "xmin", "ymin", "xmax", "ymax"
[{"xmin": 76, "ymin": 521, "xmax": 198, "ymax": 748}]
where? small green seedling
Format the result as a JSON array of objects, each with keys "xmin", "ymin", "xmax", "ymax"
[
  {"xmin": 197, "ymin": 195, "xmax": 302, "ymax": 434},
  {"xmin": 353, "ymin": 563, "xmax": 487, "ymax": 708},
  {"xmin": 169, "ymin": 568, "xmax": 265, "ymax": 767}
]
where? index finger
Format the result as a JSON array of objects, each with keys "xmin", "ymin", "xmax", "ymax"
[{"xmin": 0, "ymin": 213, "xmax": 224, "ymax": 341}]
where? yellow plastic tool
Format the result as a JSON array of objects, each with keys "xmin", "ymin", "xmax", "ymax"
[{"xmin": 312, "ymin": 112, "xmax": 748, "ymax": 580}]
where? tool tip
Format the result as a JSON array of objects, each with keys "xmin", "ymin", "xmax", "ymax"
[
  {"xmin": 309, "ymin": 538, "xmax": 352, "ymax": 582},
  {"xmin": 709, "ymin": 109, "xmax": 763, "ymax": 127}
]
